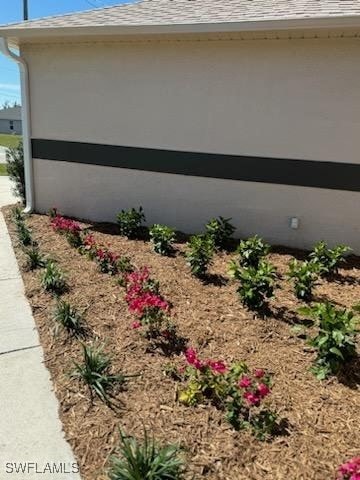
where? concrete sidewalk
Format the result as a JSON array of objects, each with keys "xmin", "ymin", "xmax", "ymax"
[
  {"xmin": 0, "ymin": 178, "xmax": 81, "ymax": 479},
  {"xmin": 0, "ymin": 146, "xmax": 7, "ymax": 164}
]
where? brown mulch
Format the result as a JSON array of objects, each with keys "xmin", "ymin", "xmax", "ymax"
[{"xmin": 3, "ymin": 204, "xmax": 360, "ymax": 480}]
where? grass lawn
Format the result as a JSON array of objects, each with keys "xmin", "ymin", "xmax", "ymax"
[
  {"xmin": 0, "ymin": 164, "xmax": 8, "ymax": 176},
  {"xmin": 0, "ymin": 134, "xmax": 21, "ymax": 149},
  {"xmin": 3, "ymin": 206, "xmax": 360, "ymax": 480}
]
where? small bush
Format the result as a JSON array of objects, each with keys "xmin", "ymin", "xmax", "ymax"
[
  {"xmin": 72, "ymin": 343, "xmax": 133, "ymax": 403},
  {"xmin": 79, "ymin": 233, "xmax": 98, "ymax": 259},
  {"xmin": 117, "ymin": 256, "xmax": 134, "ymax": 274},
  {"xmin": 40, "ymin": 261, "xmax": 67, "ymax": 294},
  {"xmin": 287, "ymin": 259, "xmax": 319, "ymax": 301},
  {"xmin": 185, "ymin": 235, "xmax": 214, "ymax": 278},
  {"xmin": 11, "ymin": 205, "xmax": 24, "ymax": 224},
  {"xmin": 309, "ymin": 241, "xmax": 351, "ymax": 276},
  {"xmin": 109, "ymin": 429, "xmax": 185, "ymax": 480},
  {"xmin": 16, "ymin": 221, "xmax": 33, "ymax": 246},
  {"xmin": 117, "ymin": 207, "xmax": 145, "ymax": 238},
  {"xmin": 299, "ymin": 303, "xmax": 359, "ymax": 380},
  {"xmin": 236, "ymin": 235, "xmax": 270, "ymax": 268},
  {"xmin": 53, "ymin": 300, "xmax": 86, "ymax": 337},
  {"xmin": 24, "ymin": 245, "xmax": 46, "ymax": 270},
  {"xmin": 149, "ymin": 224, "xmax": 175, "ymax": 255},
  {"xmin": 94, "ymin": 248, "xmax": 119, "ymax": 275},
  {"xmin": 205, "ymin": 216, "xmax": 235, "ymax": 250},
  {"xmin": 230, "ymin": 260, "xmax": 277, "ymax": 310},
  {"xmin": 48, "ymin": 207, "xmax": 58, "ymax": 219},
  {"xmin": 6, "ymin": 140, "xmax": 25, "ymax": 203}
]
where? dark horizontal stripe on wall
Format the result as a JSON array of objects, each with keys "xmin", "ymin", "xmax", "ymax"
[{"xmin": 32, "ymin": 138, "xmax": 360, "ymax": 192}]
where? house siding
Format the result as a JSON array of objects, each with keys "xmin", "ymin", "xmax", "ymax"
[
  {"xmin": 0, "ymin": 119, "xmax": 22, "ymax": 135},
  {"xmin": 23, "ymin": 36, "xmax": 360, "ymax": 251}
]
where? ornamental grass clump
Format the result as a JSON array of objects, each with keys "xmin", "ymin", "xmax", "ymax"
[
  {"xmin": 205, "ymin": 216, "xmax": 235, "ymax": 250},
  {"xmin": 117, "ymin": 207, "xmax": 145, "ymax": 239},
  {"xmin": 236, "ymin": 235, "xmax": 270, "ymax": 268},
  {"xmin": 229, "ymin": 260, "xmax": 277, "ymax": 310},
  {"xmin": 177, "ymin": 348, "xmax": 277, "ymax": 439},
  {"xmin": 50, "ymin": 214, "xmax": 83, "ymax": 248},
  {"xmin": 53, "ymin": 300, "xmax": 87, "ymax": 337},
  {"xmin": 16, "ymin": 221, "xmax": 33, "ymax": 246},
  {"xmin": 72, "ymin": 343, "xmax": 135, "ymax": 404},
  {"xmin": 337, "ymin": 457, "xmax": 360, "ymax": 480},
  {"xmin": 149, "ymin": 224, "xmax": 175, "ymax": 256},
  {"xmin": 40, "ymin": 261, "xmax": 67, "ymax": 294},
  {"xmin": 24, "ymin": 245, "xmax": 46, "ymax": 270},
  {"xmin": 109, "ymin": 429, "xmax": 185, "ymax": 480},
  {"xmin": 287, "ymin": 259, "xmax": 320, "ymax": 301},
  {"xmin": 309, "ymin": 240, "xmax": 351, "ymax": 276},
  {"xmin": 299, "ymin": 302, "xmax": 359, "ymax": 380},
  {"xmin": 185, "ymin": 234, "xmax": 214, "ymax": 278}
]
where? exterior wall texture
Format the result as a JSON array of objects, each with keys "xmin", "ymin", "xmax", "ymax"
[
  {"xmin": 0, "ymin": 119, "xmax": 22, "ymax": 134},
  {"xmin": 23, "ymin": 36, "xmax": 360, "ymax": 252}
]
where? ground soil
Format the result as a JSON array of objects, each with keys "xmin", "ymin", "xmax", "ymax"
[{"xmin": 3, "ymin": 205, "xmax": 360, "ymax": 480}]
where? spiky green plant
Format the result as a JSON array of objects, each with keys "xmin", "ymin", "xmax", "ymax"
[
  {"xmin": 40, "ymin": 261, "xmax": 67, "ymax": 294},
  {"xmin": 205, "ymin": 216, "xmax": 235, "ymax": 250},
  {"xmin": 24, "ymin": 245, "xmax": 46, "ymax": 270},
  {"xmin": 53, "ymin": 300, "xmax": 86, "ymax": 337},
  {"xmin": 109, "ymin": 429, "xmax": 185, "ymax": 480},
  {"xmin": 16, "ymin": 221, "xmax": 33, "ymax": 246}
]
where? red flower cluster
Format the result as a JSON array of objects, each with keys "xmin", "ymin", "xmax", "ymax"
[
  {"xmin": 95, "ymin": 248, "xmax": 119, "ymax": 264},
  {"xmin": 239, "ymin": 370, "xmax": 271, "ymax": 407},
  {"xmin": 338, "ymin": 458, "xmax": 360, "ymax": 480},
  {"xmin": 51, "ymin": 215, "xmax": 81, "ymax": 235},
  {"xmin": 185, "ymin": 347, "xmax": 227, "ymax": 374}
]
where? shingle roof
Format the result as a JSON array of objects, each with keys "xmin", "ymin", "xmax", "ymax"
[{"xmin": 4, "ymin": 0, "xmax": 360, "ymax": 30}]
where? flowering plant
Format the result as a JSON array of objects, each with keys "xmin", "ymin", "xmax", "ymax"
[
  {"xmin": 51, "ymin": 214, "xmax": 83, "ymax": 248},
  {"xmin": 337, "ymin": 457, "xmax": 360, "ymax": 480},
  {"xmin": 177, "ymin": 348, "xmax": 277, "ymax": 438},
  {"xmin": 79, "ymin": 233, "xmax": 98, "ymax": 259},
  {"xmin": 94, "ymin": 247, "xmax": 119, "ymax": 275}
]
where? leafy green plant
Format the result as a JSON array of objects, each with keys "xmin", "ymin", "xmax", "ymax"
[
  {"xmin": 149, "ymin": 224, "xmax": 175, "ymax": 255},
  {"xmin": 185, "ymin": 235, "xmax": 214, "ymax": 278},
  {"xmin": 117, "ymin": 207, "xmax": 145, "ymax": 238},
  {"xmin": 71, "ymin": 343, "xmax": 134, "ymax": 404},
  {"xmin": 287, "ymin": 259, "xmax": 320, "ymax": 301},
  {"xmin": 229, "ymin": 260, "xmax": 277, "ymax": 310},
  {"xmin": 309, "ymin": 241, "xmax": 351, "ymax": 276},
  {"xmin": 11, "ymin": 205, "xmax": 24, "ymax": 224},
  {"xmin": 118, "ymin": 256, "xmax": 134, "ymax": 274},
  {"xmin": 6, "ymin": 140, "xmax": 25, "ymax": 203},
  {"xmin": 299, "ymin": 303, "xmax": 359, "ymax": 380},
  {"xmin": 40, "ymin": 261, "xmax": 67, "ymax": 294},
  {"xmin": 109, "ymin": 429, "xmax": 185, "ymax": 480},
  {"xmin": 24, "ymin": 245, "xmax": 46, "ymax": 270},
  {"xmin": 205, "ymin": 216, "xmax": 235, "ymax": 250},
  {"xmin": 16, "ymin": 221, "xmax": 33, "ymax": 246},
  {"xmin": 236, "ymin": 235, "xmax": 270, "ymax": 268},
  {"xmin": 53, "ymin": 300, "xmax": 86, "ymax": 337}
]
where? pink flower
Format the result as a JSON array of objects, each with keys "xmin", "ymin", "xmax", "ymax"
[
  {"xmin": 239, "ymin": 375, "xmax": 252, "ymax": 389},
  {"xmin": 338, "ymin": 457, "xmax": 360, "ymax": 480},
  {"xmin": 257, "ymin": 383, "xmax": 271, "ymax": 398},
  {"xmin": 254, "ymin": 369, "xmax": 265, "ymax": 379},
  {"xmin": 207, "ymin": 360, "xmax": 227, "ymax": 374},
  {"xmin": 132, "ymin": 321, "xmax": 141, "ymax": 329},
  {"xmin": 185, "ymin": 348, "xmax": 203, "ymax": 370},
  {"xmin": 243, "ymin": 391, "xmax": 261, "ymax": 406}
]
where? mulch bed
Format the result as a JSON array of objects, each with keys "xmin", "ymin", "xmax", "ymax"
[{"xmin": 3, "ymin": 204, "xmax": 360, "ymax": 480}]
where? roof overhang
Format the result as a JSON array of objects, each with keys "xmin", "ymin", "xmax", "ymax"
[{"xmin": 1, "ymin": 15, "xmax": 360, "ymax": 47}]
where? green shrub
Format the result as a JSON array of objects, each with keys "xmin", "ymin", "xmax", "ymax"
[
  {"xmin": 11, "ymin": 205, "xmax": 24, "ymax": 224},
  {"xmin": 236, "ymin": 235, "xmax": 270, "ymax": 268},
  {"xmin": 299, "ymin": 303, "xmax": 359, "ymax": 380},
  {"xmin": 109, "ymin": 429, "xmax": 185, "ymax": 480},
  {"xmin": 53, "ymin": 300, "xmax": 86, "ymax": 337},
  {"xmin": 309, "ymin": 241, "xmax": 350, "ymax": 276},
  {"xmin": 185, "ymin": 235, "xmax": 214, "ymax": 278},
  {"xmin": 16, "ymin": 221, "xmax": 33, "ymax": 246},
  {"xmin": 205, "ymin": 216, "xmax": 235, "ymax": 250},
  {"xmin": 24, "ymin": 245, "xmax": 46, "ymax": 270},
  {"xmin": 72, "ymin": 344, "xmax": 134, "ymax": 403},
  {"xmin": 6, "ymin": 140, "xmax": 25, "ymax": 203},
  {"xmin": 287, "ymin": 259, "xmax": 319, "ymax": 301},
  {"xmin": 40, "ymin": 261, "xmax": 67, "ymax": 294},
  {"xmin": 149, "ymin": 224, "xmax": 175, "ymax": 255},
  {"xmin": 230, "ymin": 260, "xmax": 277, "ymax": 310},
  {"xmin": 117, "ymin": 207, "xmax": 145, "ymax": 238}
]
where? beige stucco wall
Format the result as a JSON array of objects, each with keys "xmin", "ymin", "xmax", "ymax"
[{"xmin": 23, "ymin": 36, "xmax": 360, "ymax": 251}]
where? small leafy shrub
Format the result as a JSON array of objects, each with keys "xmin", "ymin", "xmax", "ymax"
[
  {"xmin": 48, "ymin": 207, "xmax": 58, "ymax": 219},
  {"xmin": 229, "ymin": 260, "xmax": 277, "ymax": 310},
  {"xmin": 149, "ymin": 224, "xmax": 175, "ymax": 255},
  {"xmin": 185, "ymin": 235, "xmax": 214, "ymax": 278},
  {"xmin": 287, "ymin": 259, "xmax": 319, "ymax": 301},
  {"xmin": 299, "ymin": 303, "xmax": 359, "ymax": 380},
  {"xmin": 16, "ymin": 221, "xmax": 33, "ymax": 246},
  {"xmin": 117, "ymin": 207, "xmax": 145, "ymax": 238},
  {"xmin": 94, "ymin": 247, "xmax": 119, "ymax": 275},
  {"xmin": 309, "ymin": 240, "xmax": 351, "ymax": 276},
  {"xmin": 53, "ymin": 300, "xmax": 86, "ymax": 337},
  {"xmin": 51, "ymin": 215, "xmax": 83, "ymax": 248},
  {"xmin": 236, "ymin": 235, "xmax": 270, "ymax": 268},
  {"xmin": 79, "ymin": 233, "xmax": 98, "ymax": 259},
  {"xmin": 6, "ymin": 140, "xmax": 25, "ymax": 203},
  {"xmin": 177, "ymin": 348, "xmax": 277, "ymax": 438},
  {"xmin": 205, "ymin": 216, "xmax": 235, "ymax": 250},
  {"xmin": 117, "ymin": 256, "xmax": 134, "ymax": 274},
  {"xmin": 337, "ymin": 457, "xmax": 360, "ymax": 480},
  {"xmin": 109, "ymin": 429, "xmax": 185, "ymax": 480},
  {"xmin": 40, "ymin": 261, "xmax": 67, "ymax": 294},
  {"xmin": 72, "ymin": 343, "xmax": 133, "ymax": 404},
  {"xmin": 11, "ymin": 205, "xmax": 24, "ymax": 224},
  {"xmin": 24, "ymin": 245, "xmax": 46, "ymax": 270}
]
